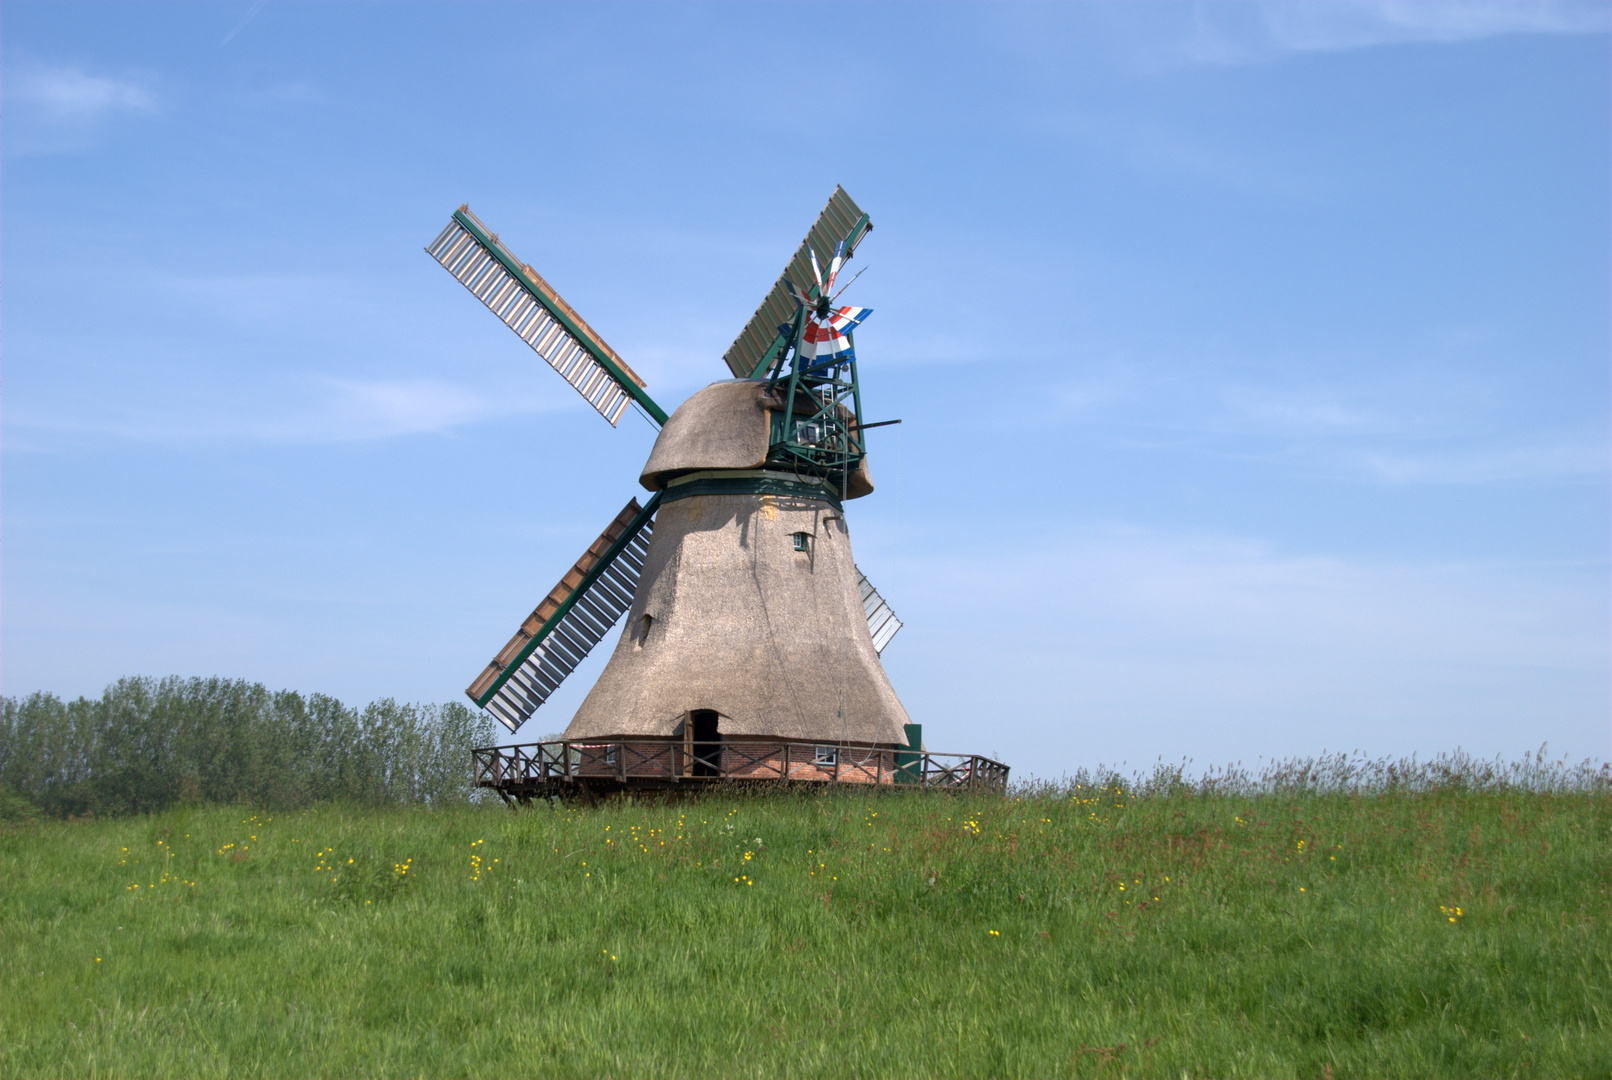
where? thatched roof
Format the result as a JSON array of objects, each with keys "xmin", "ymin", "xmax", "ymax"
[{"xmin": 640, "ymin": 380, "xmax": 872, "ymax": 499}]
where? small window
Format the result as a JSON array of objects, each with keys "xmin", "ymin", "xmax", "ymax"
[
  {"xmin": 815, "ymin": 745, "xmax": 837, "ymax": 766},
  {"xmin": 605, "ymin": 745, "xmax": 617, "ymax": 765},
  {"xmin": 792, "ymin": 532, "xmax": 810, "ymax": 552}
]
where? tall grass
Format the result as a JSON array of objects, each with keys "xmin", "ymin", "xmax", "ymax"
[
  {"xmin": 1019, "ymin": 745, "xmax": 1612, "ymax": 799},
  {"xmin": 0, "ymin": 677, "xmax": 496, "ymax": 817},
  {"xmin": 2, "ymin": 780, "xmax": 1607, "ymax": 1078}
]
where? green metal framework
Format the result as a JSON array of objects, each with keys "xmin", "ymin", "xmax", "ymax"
[
  {"xmin": 753, "ymin": 212, "xmax": 874, "ymax": 496},
  {"xmin": 766, "ymin": 345, "xmax": 865, "ymax": 496}
]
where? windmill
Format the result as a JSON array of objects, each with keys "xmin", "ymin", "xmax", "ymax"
[{"xmin": 427, "ymin": 188, "xmax": 1007, "ymax": 790}]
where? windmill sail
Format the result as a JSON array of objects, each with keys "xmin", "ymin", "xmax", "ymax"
[
  {"xmin": 856, "ymin": 566, "xmax": 903, "ymax": 654},
  {"xmin": 427, "ymin": 207, "xmax": 665, "ymax": 426},
  {"xmin": 722, "ymin": 185, "xmax": 874, "ymax": 379},
  {"xmin": 468, "ymin": 494, "xmax": 661, "ymax": 731}
]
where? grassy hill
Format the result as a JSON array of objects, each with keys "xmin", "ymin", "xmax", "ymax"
[{"xmin": 4, "ymin": 769, "xmax": 1609, "ymax": 1078}]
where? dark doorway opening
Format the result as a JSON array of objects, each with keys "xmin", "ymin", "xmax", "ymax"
[{"xmin": 691, "ymin": 710, "xmax": 721, "ymax": 777}]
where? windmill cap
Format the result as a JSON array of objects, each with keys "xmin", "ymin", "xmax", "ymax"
[{"xmin": 640, "ymin": 380, "xmax": 872, "ymax": 499}]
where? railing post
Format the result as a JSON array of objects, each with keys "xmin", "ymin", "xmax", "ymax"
[{"xmin": 683, "ymin": 715, "xmax": 693, "ymax": 779}]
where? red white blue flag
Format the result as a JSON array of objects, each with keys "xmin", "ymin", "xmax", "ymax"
[{"xmin": 800, "ymin": 305, "xmax": 872, "ymax": 361}]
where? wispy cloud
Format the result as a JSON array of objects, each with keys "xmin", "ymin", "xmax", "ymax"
[
  {"xmin": 1207, "ymin": 376, "xmax": 1607, "ymax": 484},
  {"xmin": 244, "ymin": 79, "xmax": 318, "ymax": 105},
  {"xmin": 6, "ymin": 374, "xmax": 575, "ymax": 448},
  {"xmin": 221, "ymin": 0, "xmax": 268, "ymax": 46},
  {"xmin": 255, "ymin": 374, "xmax": 575, "ymax": 442},
  {"xmin": 152, "ymin": 271, "xmax": 357, "ymax": 327},
  {"xmin": 1356, "ymin": 441, "xmax": 1609, "ymax": 485},
  {"xmin": 882, "ymin": 524, "xmax": 1609, "ymax": 770},
  {"xmin": 995, "ymin": 2, "xmax": 1608, "ymax": 81},
  {"xmin": 1263, "ymin": 1, "xmax": 1610, "ymax": 51},
  {"xmin": 1218, "ymin": 383, "xmax": 1392, "ymax": 436},
  {"xmin": 11, "ymin": 64, "xmax": 159, "ymax": 122},
  {"xmin": 7, "ymin": 62, "xmax": 161, "ymax": 154},
  {"xmin": 315, "ymin": 378, "xmax": 517, "ymax": 439},
  {"xmin": 1178, "ymin": 1, "xmax": 1610, "ymax": 65},
  {"xmin": 1011, "ymin": 355, "xmax": 1607, "ymax": 487}
]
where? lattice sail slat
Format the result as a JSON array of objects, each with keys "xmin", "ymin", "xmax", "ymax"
[
  {"xmin": 855, "ymin": 566, "xmax": 903, "ymax": 654},
  {"xmin": 468, "ymin": 496, "xmax": 659, "ymax": 732},
  {"xmin": 427, "ymin": 208, "xmax": 647, "ymax": 427}
]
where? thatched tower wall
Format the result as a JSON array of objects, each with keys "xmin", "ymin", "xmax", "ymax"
[
  {"xmin": 563, "ymin": 489, "xmax": 909, "ymax": 744},
  {"xmin": 564, "ymin": 380, "xmax": 907, "ymax": 745}
]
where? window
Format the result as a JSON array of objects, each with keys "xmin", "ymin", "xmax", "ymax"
[
  {"xmin": 815, "ymin": 745, "xmax": 837, "ymax": 767},
  {"xmin": 793, "ymin": 532, "xmax": 810, "ymax": 552},
  {"xmin": 605, "ymin": 745, "xmax": 617, "ymax": 765}
]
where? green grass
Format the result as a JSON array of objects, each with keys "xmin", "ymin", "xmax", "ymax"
[{"xmin": 2, "ymin": 786, "xmax": 1608, "ymax": 1078}]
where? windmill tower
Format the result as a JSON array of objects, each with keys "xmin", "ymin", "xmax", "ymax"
[{"xmin": 427, "ymin": 189, "xmax": 1005, "ymax": 790}]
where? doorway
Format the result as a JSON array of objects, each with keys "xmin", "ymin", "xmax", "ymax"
[{"xmin": 691, "ymin": 710, "xmax": 721, "ymax": 777}]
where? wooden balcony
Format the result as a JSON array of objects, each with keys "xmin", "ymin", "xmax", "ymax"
[{"xmin": 472, "ymin": 738, "xmax": 1009, "ymax": 800}]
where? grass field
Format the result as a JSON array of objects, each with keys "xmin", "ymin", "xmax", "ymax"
[{"xmin": 3, "ymin": 781, "xmax": 1608, "ymax": 1078}]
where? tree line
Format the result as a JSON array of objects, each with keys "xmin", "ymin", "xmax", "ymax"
[{"xmin": 0, "ymin": 677, "xmax": 498, "ymax": 818}]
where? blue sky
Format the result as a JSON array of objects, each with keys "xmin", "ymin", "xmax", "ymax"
[{"xmin": 5, "ymin": 2, "xmax": 1608, "ymax": 777}]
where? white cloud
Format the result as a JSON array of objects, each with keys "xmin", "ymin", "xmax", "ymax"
[
  {"xmin": 7, "ymin": 63, "xmax": 161, "ymax": 154},
  {"xmin": 1260, "ymin": 1, "xmax": 1611, "ymax": 52},
  {"xmin": 1356, "ymin": 440, "xmax": 1609, "ymax": 484},
  {"xmin": 981, "ymin": 530, "xmax": 1601, "ymax": 670},
  {"xmin": 1206, "ymin": 377, "xmax": 1607, "ymax": 484},
  {"xmin": 1072, "ymin": 532, "xmax": 1602, "ymax": 670},
  {"xmin": 221, "ymin": 0, "xmax": 268, "ymax": 46},
  {"xmin": 614, "ymin": 338, "xmax": 740, "ymax": 395},
  {"xmin": 12, "ymin": 64, "xmax": 158, "ymax": 122},
  {"xmin": 317, "ymin": 378, "xmax": 513, "ymax": 439},
  {"xmin": 152, "ymin": 270, "xmax": 364, "ymax": 328},
  {"xmin": 1018, "ymin": 355, "xmax": 1607, "ymax": 487},
  {"xmin": 246, "ymin": 80, "xmax": 318, "ymax": 105},
  {"xmin": 1219, "ymin": 384, "xmax": 1390, "ymax": 435},
  {"xmin": 6, "ymin": 373, "xmax": 574, "ymax": 447},
  {"xmin": 1179, "ymin": 1, "xmax": 1610, "ymax": 65},
  {"xmin": 247, "ymin": 374, "xmax": 574, "ymax": 442},
  {"xmin": 881, "ymin": 525, "xmax": 1610, "ymax": 772}
]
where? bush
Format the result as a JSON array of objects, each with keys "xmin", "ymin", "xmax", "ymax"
[{"xmin": 0, "ymin": 677, "xmax": 497, "ymax": 817}]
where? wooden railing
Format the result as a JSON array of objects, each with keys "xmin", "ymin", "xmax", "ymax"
[{"xmin": 472, "ymin": 738, "xmax": 1009, "ymax": 796}]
